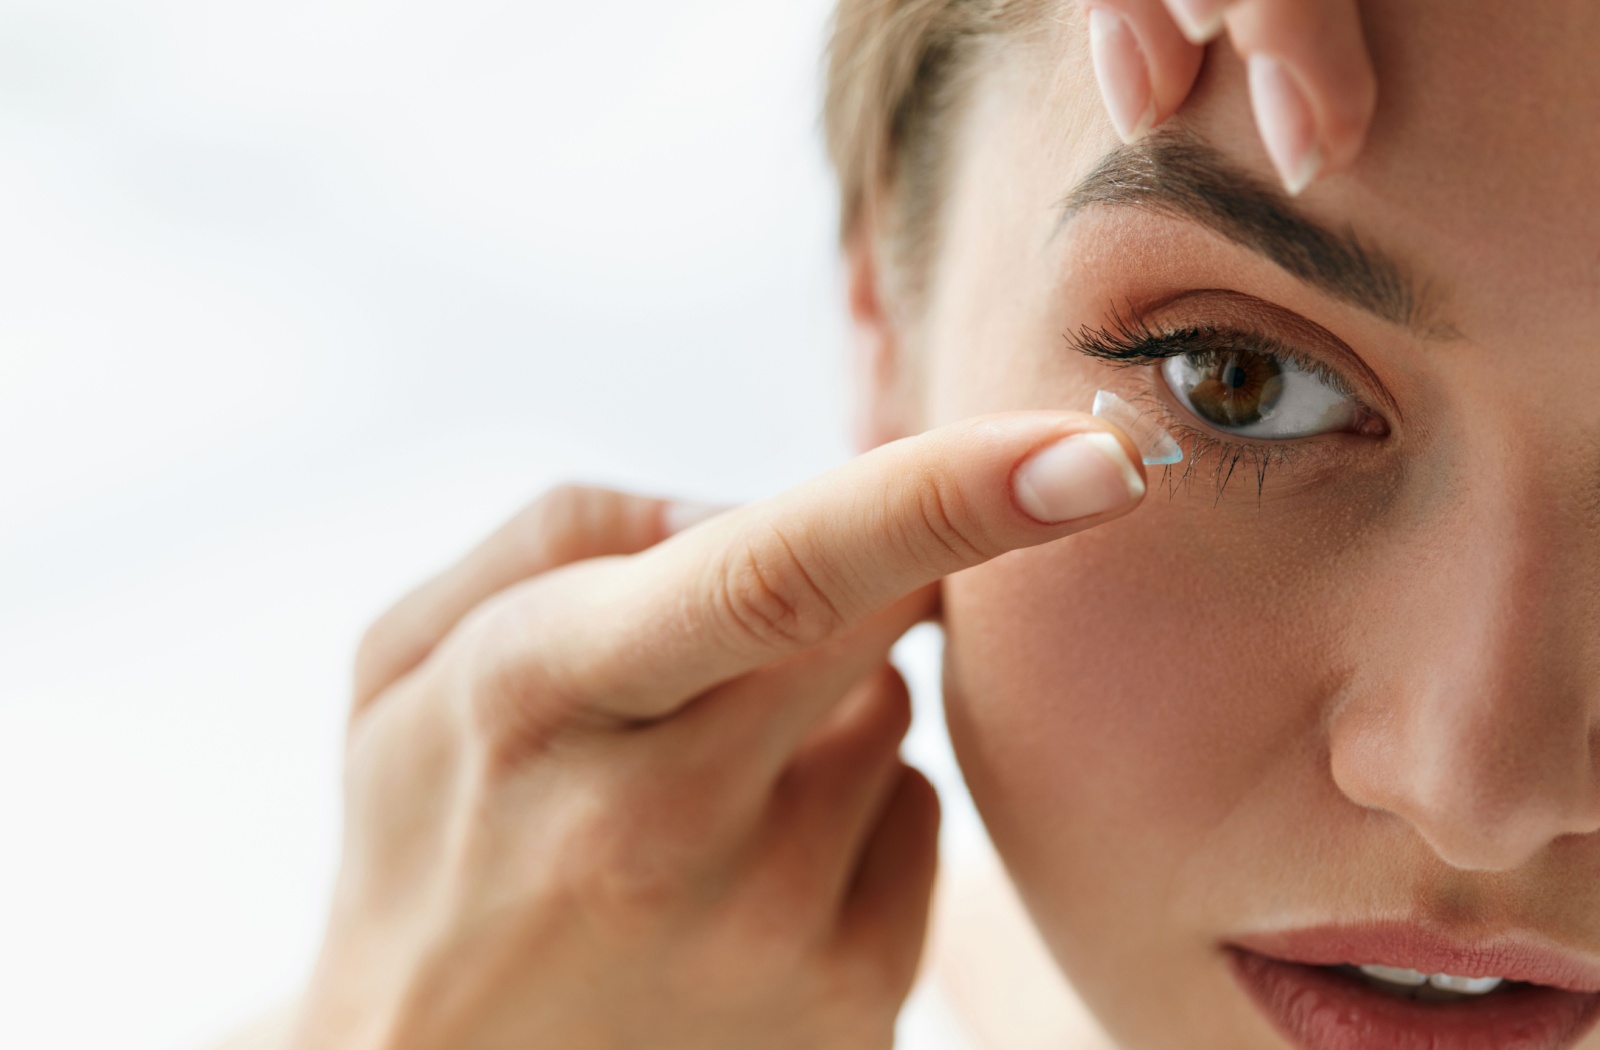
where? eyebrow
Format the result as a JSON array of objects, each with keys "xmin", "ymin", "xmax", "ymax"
[{"xmin": 1059, "ymin": 129, "xmax": 1453, "ymax": 337}]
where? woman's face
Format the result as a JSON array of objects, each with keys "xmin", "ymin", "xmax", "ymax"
[{"xmin": 884, "ymin": 3, "xmax": 1600, "ymax": 1048}]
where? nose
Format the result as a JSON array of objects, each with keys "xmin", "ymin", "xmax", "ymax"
[{"xmin": 1328, "ymin": 489, "xmax": 1600, "ymax": 872}]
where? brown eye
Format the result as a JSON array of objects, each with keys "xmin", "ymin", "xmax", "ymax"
[
  {"xmin": 1161, "ymin": 348, "xmax": 1369, "ymax": 439},
  {"xmin": 1181, "ymin": 351, "xmax": 1285, "ymax": 427}
]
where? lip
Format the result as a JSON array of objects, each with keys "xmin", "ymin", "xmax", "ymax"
[
  {"xmin": 1225, "ymin": 925, "xmax": 1600, "ymax": 1050},
  {"xmin": 1230, "ymin": 923, "xmax": 1600, "ymax": 994}
]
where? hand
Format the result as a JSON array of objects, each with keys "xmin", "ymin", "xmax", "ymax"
[
  {"xmin": 1081, "ymin": 0, "xmax": 1377, "ymax": 193},
  {"xmin": 290, "ymin": 412, "xmax": 1148, "ymax": 1050}
]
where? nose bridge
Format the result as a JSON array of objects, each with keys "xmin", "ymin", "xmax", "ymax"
[{"xmin": 1329, "ymin": 463, "xmax": 1600, "ymax": 871}]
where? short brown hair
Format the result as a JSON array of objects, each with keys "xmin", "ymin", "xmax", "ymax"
[{"xmin": 822, "ymin": 0, "xmax": 1050, "ymax": 286}]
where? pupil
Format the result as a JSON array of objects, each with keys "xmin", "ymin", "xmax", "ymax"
[{"xmin": 1224, "ymin": 364, "xmax": 1248, "ymax": 390}]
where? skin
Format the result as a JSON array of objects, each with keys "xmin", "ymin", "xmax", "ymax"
[
  {"xmin": 281, "ymin": 429, "xmax": 1152, "ymax": 1050},
  {"xmin": 213, "ymin": 3, "xmax": 1592, "ymax": 1049},
  {"xmin": 1080, "ymin": 0, "xmax": 1377, "ymax": 192},
  {"xmin": 848, "ymin": 1, "xmax": 1600, "ymax": 1047}
]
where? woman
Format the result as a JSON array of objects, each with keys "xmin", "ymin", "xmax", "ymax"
[{"xmin": 241, "ymin": 1, "xmax": 1600, "ymax": 1047}]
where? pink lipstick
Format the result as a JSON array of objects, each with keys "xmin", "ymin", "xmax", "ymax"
[{"xmin": 1227, "ymin": 924, "xmax": 1600, "ymax": 1050}]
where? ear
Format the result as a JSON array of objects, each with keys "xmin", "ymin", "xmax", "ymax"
[{"xmin": 845, "ymin": 227, "xmax": 918, "ymax": 453}]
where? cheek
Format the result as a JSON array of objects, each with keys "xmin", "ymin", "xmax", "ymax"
[{"xmin": 940, "ymin": 512, "xmax": 1346, "ymax": 982}]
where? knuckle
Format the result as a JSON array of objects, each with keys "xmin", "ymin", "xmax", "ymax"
[
  {"xmin": 352, "ymin": 597, "xmax": 427, "ymax": 704},
  {"xmin": 755, "ymin": 805, "xmax": 831, "ymax": 912},
  {"xmin": 535, "ymin": 482, "xmax": 593, "ymax": 524},
  {"xmin": 907, "ymin": 475, "xmax": 991, "ymax": 570},
  {"xmin": 561, "ymin": 816, "xmax": 683, "ymax": 927},
  {"xmin": 837, "ymin": 673, "xmax": 913, "ymax": 757},
  {"xmin": 833, "ymin": 948, "xmax": 913, "ymax": 1016},
  {"xmin": 712, "ymin": 856, "xmax": 825, "ymax": 970},
  {"xmin": 352, "ymin": 615, "xmax": 399, "ymax": 689},
  {"xmin": 875, "ymin": 670, "xmax": 914, "ymax": 742},
  {"xmin": 711, "ymin": 527, "xmax": 845, "ymax": 650},
  {"xmin": 451, "ymin": 587, "xmax": 574, "ymax": 764},
  {"xmin": 671, "ymin": 912, "xmax": 805, "ymax": 1012},
  {"xmin": 899, "ymin": 764, "xmax": 941, "ymax": 823},
  {"xmin": 521, "ymin": 482, "xmax": 597, "ymax": 550},
  {"xmin": 638, "ymin": 762, "xmax": 738, "ymax": 845},
  {"xmin": 554, "ymin": 771, "xmax": 727, "ymax": 927},
  {"xmin": 720, "ymin": 906, "xmax": 814, "ymax": 985}
]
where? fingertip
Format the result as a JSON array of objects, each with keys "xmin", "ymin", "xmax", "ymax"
[
  {"xmin": 1227, "ymin": 0, "xmax": 1377, "ymax": 188},
  {"xmin": 1317, "ymin": 66, "xmax": 1377, "ymax": 174},
  {"xmin": 901, "ymin": 582, "xmax": 944, "ymax": 628},
  {"xmin": 826, "ymin": 783, "xmax": 940, "ymax": 1007},
  {"xmin": 1086, "ymin": 0, "xmax": 1206, "ymax": 138},
  {"xmin": 1012, "ymin": 429, "xmax": 1146, "ymax": 526},
  {"xmin": 826, "ymin": 660, "xmax": 913, "ymax": 746},
  {"xmin": 883, "ymin": 768, "xmax": 943, "ymax": 920},
  {"xmin": 1087, "ymin": 4, "xmax": 1159, "ymax": 144},
  {"xmin": 901, "ymin": 765, "xmax": 943, "ymax": 840},
  {"xmin": 1165, "ymin": 0, "xmax": 1229, "ymax": 45},
  {"xmin": 1246, "ymin": 50, "xmax": 1322, "ymax": 195},
  {"xmin": 841, "ymin": 765, "xmax": 942, "ymax": 946}
]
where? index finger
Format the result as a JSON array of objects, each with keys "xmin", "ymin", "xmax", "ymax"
[
  {"xmin": 1224, "ymin": 0, "xmax": 1376, "ymax": 192},
  {"xmin": 532, "ymin": 411, "xmax": 1147, "ymax": 718}
]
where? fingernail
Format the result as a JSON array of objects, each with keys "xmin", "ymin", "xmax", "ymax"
[
  {"xmin": 1013, "ymin": 432, "xmax": 1145, "ymax": 525},
  {"xmin": 663, "ymin": 500, "xmax": 730, "ymax": 535},
  {"xmin": 1248, "ymin": 52, "xmax": 1322, "ymax": 195},
  {"xmin": 1166, "ymin": 0, "xmax": 1227, "ymax": 44},
  {"xmin": 1088, "ymin": 7, "xmax": 1157, "ymax": 145}
]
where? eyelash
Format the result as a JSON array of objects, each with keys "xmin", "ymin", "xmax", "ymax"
[{"xmin": 1064, "ymin": 307, "xmax": 1361, "ymax": 504}]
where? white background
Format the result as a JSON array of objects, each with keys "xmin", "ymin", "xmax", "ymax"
[{"xmin": 0, "ymin": 2, "xmax": 983, "ymax": 1047}]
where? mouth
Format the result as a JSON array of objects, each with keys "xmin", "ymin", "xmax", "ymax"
[{"xmin": 1225, "ymin": 926, "xmax": 1600, "ymax": 1050}]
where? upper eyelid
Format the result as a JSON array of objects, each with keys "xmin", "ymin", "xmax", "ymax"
[
  {"xmin": 1069, "ymin": 318, "xmax": 1371, "ymax": 411},
  {"xmin": 1177, "ymin": 328, "xmax": 1362, "ymax": 403},
  {"xmin": 1070, "ymin": 321, "xmax": 1390, "ymax": 454}
]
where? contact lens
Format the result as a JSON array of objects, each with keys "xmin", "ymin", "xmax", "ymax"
[{"xmin": 1092, "ymin": 389, "xmax": 1184, "ymax": 465}]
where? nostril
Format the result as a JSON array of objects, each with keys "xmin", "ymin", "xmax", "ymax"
[{"xmin": 1330, "ymin": 704, "xmax": 1600, "ymax": 873}]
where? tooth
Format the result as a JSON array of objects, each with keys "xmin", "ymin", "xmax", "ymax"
[
  {"xmin": 1429, "ymin": 973, "xmax": 1504, "ymax": 994},
  {"xmin": 1359, "ymin": 964, "xmax": 1430, "ymax": 987}
]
